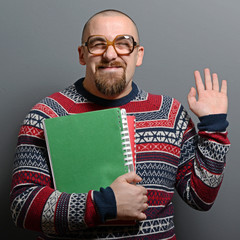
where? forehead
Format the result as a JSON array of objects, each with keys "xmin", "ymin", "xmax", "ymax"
[{"xmin": 85, "ymin": 15, "xmax": 138, "ymax": 41}]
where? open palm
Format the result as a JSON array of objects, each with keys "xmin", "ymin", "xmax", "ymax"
[{"xmin": 188, "ymin": 68, "xmax": 228, "ymax": 117}]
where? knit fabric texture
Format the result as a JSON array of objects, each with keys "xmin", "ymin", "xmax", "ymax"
[{"xmin": 10, "ymin": 78, "xmax": 230, "ymax": 239}]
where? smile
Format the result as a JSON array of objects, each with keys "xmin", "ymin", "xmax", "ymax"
[{"xmin": 98, "ymin": 66, "xmax": 123, "ymax": 71}]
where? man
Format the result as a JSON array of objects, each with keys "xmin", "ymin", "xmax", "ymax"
[{"xmin": 10, "ymin": 9, "xmax": 230, "ymax": 240}]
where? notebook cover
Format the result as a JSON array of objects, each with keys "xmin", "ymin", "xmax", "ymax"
[{"xmin": 44, "ymin": 108, "xmax": 133, "ymax": 194}]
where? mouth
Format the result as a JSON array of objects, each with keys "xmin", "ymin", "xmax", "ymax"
[
  {"xmin": 98, "ymin": 66, "xmax": 122, "ymax": 70},
  {"xmin": 96, "ymin": 62, "xmax": 126, "ymax": 71}
]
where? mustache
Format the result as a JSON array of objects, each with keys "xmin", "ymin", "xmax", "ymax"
[{"xmin": 96, "ymin": 61, "xmax": 126, "ymax": 69}]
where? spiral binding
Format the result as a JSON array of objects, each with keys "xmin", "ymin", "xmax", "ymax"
[{"xmin": 120, "ymin": 109, "xmax": 134, "ymax": 172}]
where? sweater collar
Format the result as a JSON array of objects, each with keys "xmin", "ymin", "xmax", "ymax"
[{"xmin": 74, "ymin": 78, "xmax": 139, "ymax": 107}]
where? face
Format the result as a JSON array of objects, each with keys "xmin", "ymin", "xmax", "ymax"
[{"xmin": 78, "ymin": 15, "xmax": 144, "ymax": 98}]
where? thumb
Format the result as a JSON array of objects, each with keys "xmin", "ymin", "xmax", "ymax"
[
  {"xmin": 121, "ymin": 172, "xmax": 142, "ymax": 184},
  {"xmin": 187, "ymin": 87, "xmax": 197, "ymax": 108}
]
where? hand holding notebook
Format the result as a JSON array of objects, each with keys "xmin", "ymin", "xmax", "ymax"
[{"xmin": 110, "ymin": 172, "xmax": 148, "ymax": 221}]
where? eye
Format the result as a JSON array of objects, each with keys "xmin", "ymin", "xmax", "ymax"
[
  {"xmin": 115, "ymin": 41, "xmax": 132, "ymax": 49},
  {"xmin": 88, "ymin": 36, "xmax": 107, "ymax": 48},
  {"xmin": 90, "ymin": 41, "xmax": 106, "ymax": 47},
  {"xmin": 94, "ymin": 42, "xmax": 106, "ymax": 47}
]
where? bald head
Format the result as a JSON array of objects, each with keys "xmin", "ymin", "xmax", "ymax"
[{"xmin": 81, "ymin": 9, "xmax": 140, "ymax": 44}]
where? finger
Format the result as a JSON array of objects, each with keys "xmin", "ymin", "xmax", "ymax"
[
  {"xmin": 187, "ymin": 87, "xmax": 197, "ymax": 107},
  {"xmin": 188, "ymin": 86, "xmax": 196, "ymax": 98},
  {"xmin": 122, "ymin": 172, "xmax": 142, "ymax": 184},
  {"xmin": 137, "ymin": 185, "xmax": 148, "ymax": 195},
  {"xmin": 143, "ymin": 195, "xmax": 148, "ymax": 203},
  {"xmin": 143, "ymin": 203, "xmax": 148, "ymax": 211},
  {"xmin": 212, "ymin": 73, "xmax": 219, "ymax": 91},
  {"xmin": 204, "ymin": 68, "xmax": 212, "ymax": 90},
  {"xmin": 221, "ymin": 80, "xmax": 227, "ymax": 94},
  {"xmin": 137, "ymin": 212, "xmax": 147, "ymax": 221},
  {"xmin": 194, "ymin": 70, "xmax": 204, "ymax": 93}
]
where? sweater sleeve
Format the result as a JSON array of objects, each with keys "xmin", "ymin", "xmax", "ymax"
[
  {"xmin": 175, "ymin": 113, "xmax": 230, "ymax": 210},
  {"xmin": 10, "ymin": 102, "xmax": 103, "ymax": 237}
]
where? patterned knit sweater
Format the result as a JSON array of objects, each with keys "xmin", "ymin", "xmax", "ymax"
[{"xmin": 10, "ymin": 78, "xmax": 230, "ymax": 240}]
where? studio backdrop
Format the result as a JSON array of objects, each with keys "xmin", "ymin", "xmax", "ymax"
[{"xmin": 1, "ymin": 0, "xmax": 239, "ymax": 239}]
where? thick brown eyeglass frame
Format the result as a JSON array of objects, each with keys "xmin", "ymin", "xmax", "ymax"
[{"xmin": 83, "ymin": 35, "xmax": 139, "ymax": 56}]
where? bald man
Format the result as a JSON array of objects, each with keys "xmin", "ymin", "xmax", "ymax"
[{"xmin": 11, "ymin": 9, "xmax": 230, "ymax": 240}]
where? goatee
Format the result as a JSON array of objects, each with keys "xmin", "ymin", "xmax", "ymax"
[{"xmin": 95, "ymin": 61, "xmax": 127, "ymax": 96}]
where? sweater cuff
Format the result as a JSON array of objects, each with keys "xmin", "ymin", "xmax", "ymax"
[
  {"xmin": 198, "ymin": 114, "xmax": 229, "ymax": 132},
  {"xmin": 93, "ymin": 187, "xmax": 117, "ymax": 223}
]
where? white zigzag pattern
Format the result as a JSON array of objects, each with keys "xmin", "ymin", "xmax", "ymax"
[
  {"xmin": 14, "ymin": 146, "xmax": 49, "ymax": 173},
  {"xmin": 134, "ymin": 95, "xmax": 172, "ymax": 121},
  {"xmin": 138, "ymin": 216, "xmax": 174, "ymax": 234},
  {"xmin": 179, "ymin": 135, "xmax": 196, "ymax": 166},
  {"xmin": 11, "ymin": 186, "xmax": 38, "ymax": 224},
  {"xmin": 136, "ymin": 110, "xmax": 189, "ymax": 147},
  {"xmin": 42, "ymin": 190, "xmax": 61, "ymax": 235},
  {"xmin": 68, "ymin": 193, "xmax": 87, "ymax": 231},
  {"xmin": 194, "ymin": 160, "xmax": 224, "ymax": 188},
  {"xmin": 137, "ymin": 162, "xmax": 177, "ymax": 188},
  {"xmin": 61, "ymin": 85, "xmax": 88, "ymax": 103},
  {"xmin": 99, "ymin": 217, "xmax": 174, "ymax": 239},
  {"xmin": 198, "ymin": 138, "xmax": 230, "ymax": 162},
  {"xmin": 24, "ymin": 112, "xmax": 45, "ymax": 129},
  {"xmin": 137, "ymin": 162, "xmax": 177, "ymax": 171}
]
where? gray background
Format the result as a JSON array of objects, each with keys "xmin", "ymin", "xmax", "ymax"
[{"xmin": 1, "ymin": 0, "xmax": 239, "ymax": 239}]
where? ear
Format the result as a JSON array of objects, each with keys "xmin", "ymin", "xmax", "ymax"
[
  {"xmin": 78, "ymin": 46, "xmax": 86, "ymax": 65},
  {"xmin": 136, "ymin": 46, "xmax": 144, "ymax": 67}
]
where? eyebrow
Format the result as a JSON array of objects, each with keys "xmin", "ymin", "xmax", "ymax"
[{"xmin": 88, "ymin": 36, "xmax": 106, "ymax": 42}]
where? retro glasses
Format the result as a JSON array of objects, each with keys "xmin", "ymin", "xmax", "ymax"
[{"xmin": 83, "ymin": 35, "xmax": 139, "ymax": 56}]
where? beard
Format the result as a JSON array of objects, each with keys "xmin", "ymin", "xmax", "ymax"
[{"xmin": 94, "ymin": 61, "xmax": 127, "ymax": 96}]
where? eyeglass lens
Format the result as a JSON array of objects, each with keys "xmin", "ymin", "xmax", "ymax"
[{"xmin": 87, "ymin": 35, "xmax": 134, "ymax": 55}]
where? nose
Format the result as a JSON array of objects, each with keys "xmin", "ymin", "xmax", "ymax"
[{"xmin": 102, "ymin": 45, "xmax": 118, "ymax": 61}]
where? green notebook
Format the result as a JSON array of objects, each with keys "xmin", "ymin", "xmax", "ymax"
[{"xmin": 43, "ymin": 108, "xmax": 135, "ymax": 194}]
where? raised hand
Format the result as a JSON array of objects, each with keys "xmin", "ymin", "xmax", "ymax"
[
  {"xmin": 187, "ymin": 68, "xmax": 228, "ymax": 117},
  {"xmin": 110, "ymin": 172, "xmax": 148, "ymax": 221}
]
